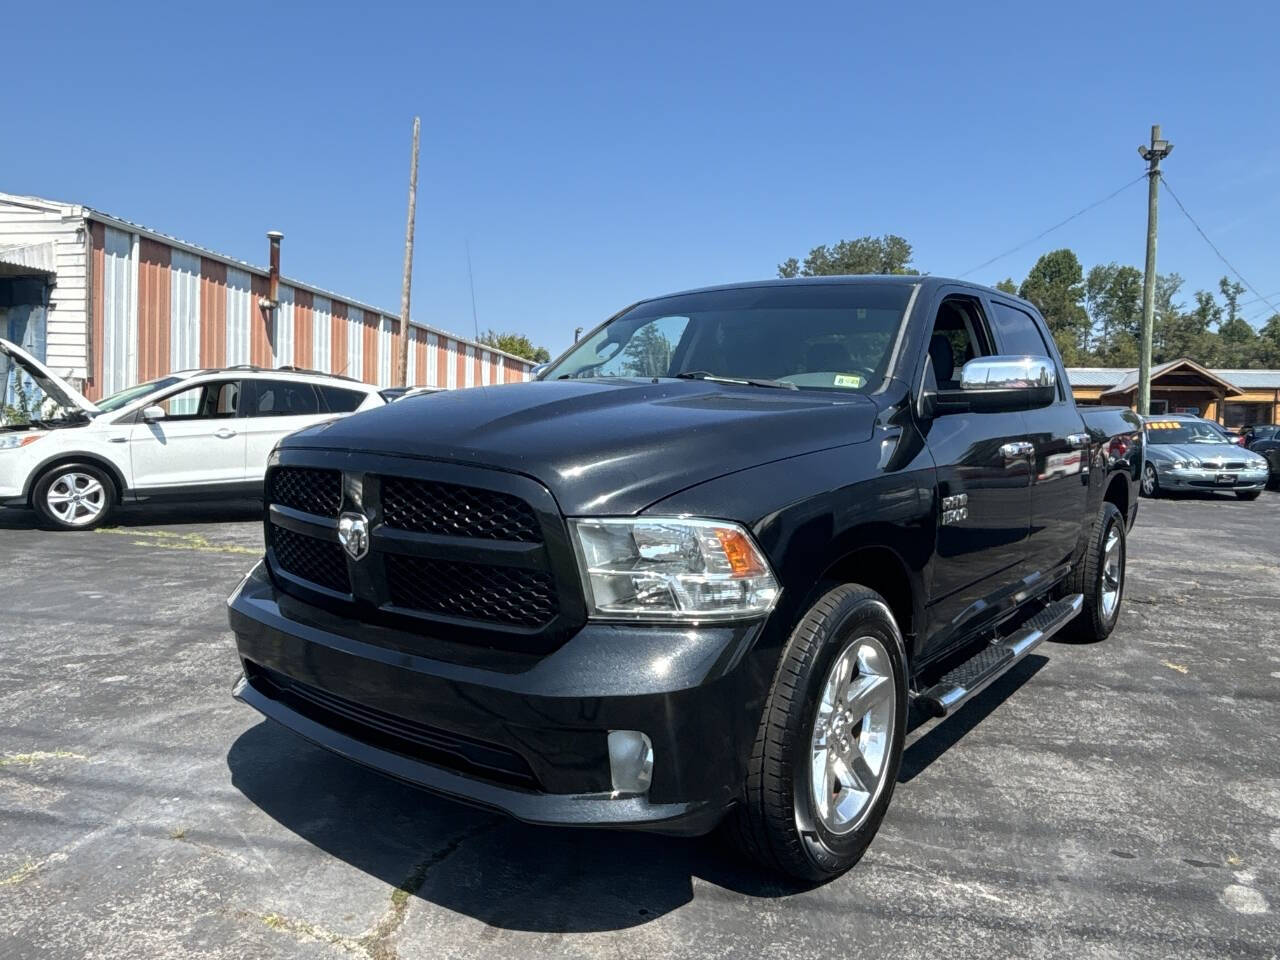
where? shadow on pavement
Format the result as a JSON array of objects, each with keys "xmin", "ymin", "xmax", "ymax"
[
  {"xmin": 898, "ymin": 654, "xmax": 1047, "ymax": 784},
  {"xmin": 0, "ymin": 499, "xmax": 262, "ymax": 530},
  {"xmin": 228, "ymin": 721, "xmax": 808, "ymax": 933}
]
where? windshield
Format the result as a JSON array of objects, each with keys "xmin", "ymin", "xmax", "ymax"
[
  {"xmin": 1146, "ymin": 419, "xmax": 1231, "ymax": 445},
  {"xmin": 96, "ymin": 376, "xmax": 184, "ymax": 413},
  {"xmin": 543, "ymin": 283, "xmax": 916, "ymax": 392}
]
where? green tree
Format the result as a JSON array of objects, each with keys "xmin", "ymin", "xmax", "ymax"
[
  {"xmin": 1085, "ymin": 263, "xmax": 1144, "ymax": 364},
  {"xmin": 477, "ymin": 329, "xmax": 551, "ymax": 363},
  {"xmin": 621, "ymin": 323, "xmax": 673, "ymax": 377},
  {"xmin": 1214, "ymin": 277, "xmax": 1259, "ymax": 367},
  {"xmin": 994, "ymin": 278, "xmax": 1019, "ymax": 295},
  {"xmin": 1258, "ymin": 314, "xmax": 1280, "ymax": 367},
  {"xmin": 1017, "ymin": 249, "xmax": 1090, "ymax": 364},
  {"xmin": 777, "ymin": 234, "xmax": 917, "ymax": 278}
]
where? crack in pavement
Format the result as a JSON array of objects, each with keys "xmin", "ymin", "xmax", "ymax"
[{"xmin": 253, "ymin": 819, "xmax": 496, "ymax": 959}]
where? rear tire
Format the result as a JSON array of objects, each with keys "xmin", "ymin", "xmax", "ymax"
[
  {"xmin": 1140, "ymin": 463, "xmax": 1160, "ymax": 498},
  {"xmin": 1062, "ymin": 501, "xmax": 1125, "ymax": 642},
  {"xmin": 1236, "ymin": 490, "xmax": 1262, "ymax": 501},
  {"xmin": 32, "ymin": 463, "xmax": 117, "ymax": 531},
  {"xmin": 729, "ymin": 585, "xmax": 908, "ymax": 882}
]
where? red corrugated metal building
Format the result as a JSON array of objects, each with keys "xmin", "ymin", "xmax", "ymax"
[{"xmin": 0, "ymin": 192, "xmax": 536, "ymax": 399}]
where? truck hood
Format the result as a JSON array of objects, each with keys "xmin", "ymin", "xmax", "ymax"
[
  {"xmin": 284, "ymin": 378, "xmax": 878, "ymax": 515},
  {"xmin": 0, "ymin": 337, "xmax": 100, "ymax": 416}
]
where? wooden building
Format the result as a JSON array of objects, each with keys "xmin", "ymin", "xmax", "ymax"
[{"xmin": 1068, "ymin": 358, "xmax": 1280, "ymax": 427}]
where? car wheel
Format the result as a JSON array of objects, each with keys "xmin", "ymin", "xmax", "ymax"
[
  {"xmin": 1140, "ymin": 463, "xmax": 1160, "ymax": 498},
  {"xmin": 729, "ymin": 584, "xmax": 907, "ymax": 882},
  {"xmin": 1236, "ymin": 490, "xmax": 1262, "ymax": 501},
  {"xmin": 1062, "ymin": 501, "xmax": 1126, "ymax": 642},
  {"xmin": 32, "ymin": 463, "xmax": 117, "ymax": 531}
]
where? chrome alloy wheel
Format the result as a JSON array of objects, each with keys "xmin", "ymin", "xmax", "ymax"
[
  {"xmin": 1100, "ymin": 523, "xmax": 1123, "ymax": 620},
  {"xmin": 46, "ymin": 472, "xmax": 107, "ymax": 527},
  {"xmin": 1141, "ymin": 464, "xmax": 1158, "ymax": 496},
  {"xmin": 809, "ymin": 635, "xmax": 896, "ymax": 835}
]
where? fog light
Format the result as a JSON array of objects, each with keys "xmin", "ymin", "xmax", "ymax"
[{"xmin": 607, "ymin": 730, "xmax": 653, "ymax": 795}]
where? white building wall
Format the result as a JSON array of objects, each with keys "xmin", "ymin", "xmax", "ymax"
[
  {"xmin": 464, "ymin": 344, "xmax": 476, "ymax": 387},
  {"xmin": 406, "ymin": 331, "xmax": 417, "ymax": 385},
  {"xmin": 169, "ymin": 249, "xmax": 201, "ymax": 372},
  {"xmin": 496, "ymin": 354, "xmax": 504, "ymax": 383},
  {"xmin": 312, "ymin": 295, "xmax": 332, "ymax": 373},
  {"xmin": 347, "ymin": 306, "xmax": 364, "ymax": 379},
  {"xmin": 480, "ymin": 349, "xmax": 491, "ymax": 385},
  {"xmin": 426, "ymin": 332, "xmax": 438, "ymax": 387},
  {"xmin": 100, "ymin": 226, "xmax": 138, "ymax": 396},
  {"xmin": 274, "ymin": 284, "xmax": 295, "ymax": 369},
  {"xmin": 378, "ymin": 315, "xmax": 393, "ymax": 386},
  {"xmin": 445, "ymin": 338, "xmax": 458, "ymax": 389},
  {"xmin": 0, "ymin": 194, "xmax": 90, "ymax": 380},
  {"xmin": 225, "ymin": 266, "xmax": 251, "ymax": 366}
]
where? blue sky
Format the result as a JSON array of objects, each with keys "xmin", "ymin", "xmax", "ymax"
[{"xmin": 5, "ymin": 1, "xmax": 1279, "ymax": 354}]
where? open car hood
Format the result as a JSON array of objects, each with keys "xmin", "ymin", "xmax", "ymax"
[{"xmin": 0, "ymin": 337, "xmax": 100, "ymax": 417}]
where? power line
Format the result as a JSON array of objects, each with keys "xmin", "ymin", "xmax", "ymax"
[
  {"xmin": 958, "ymin": 174, "xmax": 1147, "ymax": 279},
  {"xmin": 1160, "ymin": 176, "xmax": 1280, "ymax": 319},
  {"xmin": 1239, "ymin": 288, "xmax": 1280, "ymax": 309}
]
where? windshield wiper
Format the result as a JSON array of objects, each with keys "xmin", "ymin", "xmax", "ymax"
[{"xmin": 674, "ymin": 371, "xmax": 798, "ymax": 391}]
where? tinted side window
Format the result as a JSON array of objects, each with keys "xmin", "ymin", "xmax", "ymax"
[
  {"xmin": 990, "ymin": 303, "xmax": 1053, "ymax": 357},
  {"xmin": 317, "ymin": 385, "xmax": 365, "ymax": 413},
  {"xmin": 990, "ymin": 302, "xmax": 1065, "ymax": 400},
  {"xmin": 251, "ymin": 380, "xmax": 320, "ymax": 417}
]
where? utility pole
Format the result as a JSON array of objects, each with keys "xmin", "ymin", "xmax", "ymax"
[
  {"xmin": 396, "ymin": 116, "xmax": 421, "ymax": 387},
  {"xmin": 1137, "ymin": 124, "xmax": 1173, "ymax": 415}
]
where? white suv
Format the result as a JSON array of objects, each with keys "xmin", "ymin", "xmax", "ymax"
[{"xmin": 1, "ymin": 338, "xmax": 384, "ymax": 530}]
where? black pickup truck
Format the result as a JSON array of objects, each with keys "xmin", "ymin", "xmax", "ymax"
[{"xmin": 228, "ymin": 276, "xmax": 1142, "ymax": 881}]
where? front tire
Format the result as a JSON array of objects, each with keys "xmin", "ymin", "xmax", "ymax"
[
  {"xmin": 32, "ymin": 463, "xmax": 117, "ymax": 531},
  {"xmin": 1140, "ymin": 463, "xmax": 1160, "ymax": 498},
  {"xmin": 730, "ymin": 585, "xmax": 907, "ymax": 882},
  {"xmin": 1062, "ymin": 501, "xmax": 1126, "ymax": 642}
]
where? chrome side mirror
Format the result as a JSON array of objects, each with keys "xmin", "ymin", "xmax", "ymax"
[
  {"xmin": 530, "ymin": 363, "xmax": 550, "ymax": 379},
  {"xmin": 141, "ymin": 404, "xmax": 167, "ymax": 422},
  {"xmin": 935, "ymin": 355, "xmax": 1057, "ymax": 414}
]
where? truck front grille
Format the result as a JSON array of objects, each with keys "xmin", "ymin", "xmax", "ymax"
[
  {"xmin": 385, "ymin": 554, "xmax": 557, "ymax": 627},
  {"xmin": 270, "ymin": 525, "xmax": 349, "ymax": 594},
  {"xmin": 264, "ymin": 459, "xmax": 580, "ymax": 647},
  {"xmin": 382, "ymin": 476, "xmax": 541, "ymax": 542},
  {"xmin": 271, "ymin": 467, "xmax": 342, "ymax": 516}
]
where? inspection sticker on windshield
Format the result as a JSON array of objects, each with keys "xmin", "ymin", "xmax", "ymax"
[{"xmin": 833, "ymin": 374, "xmax": 865, "ymax": 388}]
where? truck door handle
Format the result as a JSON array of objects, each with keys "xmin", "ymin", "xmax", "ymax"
[
  {"xmin": 1067, "ymin": 433, "xmax": 1090, "ymax": 449},
  {"xmin": 1001, "ymin": 441, "xmax": 1034, "ymax": 461},
  {"xmin": 215, "ymin": 428, "xmax": 238, "ymax": 439}
]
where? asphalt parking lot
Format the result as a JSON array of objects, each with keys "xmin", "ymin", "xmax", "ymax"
[{"xmin": 1, "ymin": 492, "xmax": 1278, "ymax": 960}]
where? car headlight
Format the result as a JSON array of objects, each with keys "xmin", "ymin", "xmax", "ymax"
[
  {"xmin": 0, "ymin": 433, "xmax": 42, "ymax": 450},
  {"xmin": 1169, "ymin": 459, "xmax": 1186, "ymax": 469},
  {"xmin": 569, "ymin": 517, "xmax": 781, "ymax": 621}
]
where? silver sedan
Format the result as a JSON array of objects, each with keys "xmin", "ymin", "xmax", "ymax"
[{"xmin": 1141, "ymin": 416, "xmax": 1269, "ymax": 501}]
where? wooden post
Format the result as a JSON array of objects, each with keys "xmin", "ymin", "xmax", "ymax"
[{"xmin": 396, "ymin": 117, "xmax": 421, "ymax": 386}]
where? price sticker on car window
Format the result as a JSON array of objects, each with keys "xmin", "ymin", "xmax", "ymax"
[{"xmin": 833, "ymin": 373, "xmax": 865, "ymax": 388}]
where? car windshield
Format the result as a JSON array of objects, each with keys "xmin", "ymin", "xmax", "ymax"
[
  {"xmin": 96, "ymin": 376, "xmax": 185, "ymax": 413},
  {"xmin": 1145, "ymin": 420, "xmax": 1230, "ymax": 444},
  {"xmin": 543, "ymin": 283, "xmax": 916, "ymax": 392}
]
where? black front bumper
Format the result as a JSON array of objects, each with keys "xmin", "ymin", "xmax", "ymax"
[{"xmin": 228, "ymin": 561, "xmax": 768, "ymax": 836}]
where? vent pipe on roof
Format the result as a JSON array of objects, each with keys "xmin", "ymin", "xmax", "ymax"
[{"xmin": 260, "ymin": 230, "xmax": 283, "ymax": 309}]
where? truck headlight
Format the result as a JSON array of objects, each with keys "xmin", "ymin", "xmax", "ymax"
[{"xmin": 569, "ymin": 517, "xmax": 780, "ymax": 621}]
